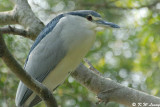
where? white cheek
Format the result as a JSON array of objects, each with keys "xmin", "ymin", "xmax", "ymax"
[
  {"xmin": 86, "ymin": 21, "xmax": 97, "ymax": 29},
  {"xmin": 95, "ymin": 26, "xmax": 104, "ymax": 31}
]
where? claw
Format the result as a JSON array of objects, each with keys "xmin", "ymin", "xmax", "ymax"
[{"xmin": 96, "ymin": 95, "xmax": 109, "ymax": 105}]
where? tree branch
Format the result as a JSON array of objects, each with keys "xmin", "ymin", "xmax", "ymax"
[
  {"xmin": 0, "ymin": 10, "xmax": 18, "ymax": 25},
  {"xmin": 0, "ymin": 26, "xmax": 33, "ymax": 40},
  {"xmin": 72, "ymin": 63, "xmax": 160, "ymax": 107},
  {"xmin": 14, "ymin": 0, "xmax": 44, "ymax": 39},
  {"xmin": 0, "ymin": 33, "xmax": 57, "ymax": 107},
  {"xmin": 0, "ymin": 0, "xmax": 45, "ymax": 39}
]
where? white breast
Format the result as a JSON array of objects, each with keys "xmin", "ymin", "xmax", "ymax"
[{"xmin": 44, "ymin": 15, "xmax": 97, "ymax": 91}]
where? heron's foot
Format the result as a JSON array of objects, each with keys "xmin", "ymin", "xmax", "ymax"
[
  {"xmin": 96, "ymin": 87, "xmax": 120, "ymax": 105},
  {"xmin": 96, "ymin": 95, "xmax": 109, "ymax": 105}
]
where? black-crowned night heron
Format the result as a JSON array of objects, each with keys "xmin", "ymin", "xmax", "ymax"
[{"xmin": 15, "ymin": 10, "xmax": 120, "ymax": 107}]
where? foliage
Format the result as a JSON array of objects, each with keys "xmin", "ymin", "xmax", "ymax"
[{"xmin": 0, "ymin": 0, "xmax": 160, "ymax": 107}]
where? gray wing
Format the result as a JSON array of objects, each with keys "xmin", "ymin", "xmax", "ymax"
[{"xmin": 15, "ymin": 28, "xmax": 67, "ymax": 106}]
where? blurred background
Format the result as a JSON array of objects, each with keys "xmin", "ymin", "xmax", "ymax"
[{"xmin": 0, "ymin": 0, "xmax": 160, "ymax": 107}]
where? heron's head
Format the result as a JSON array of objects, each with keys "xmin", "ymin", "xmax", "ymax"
[{"xmin": 67, "ymin": 10, "xmax": 120, "ymax": 31}]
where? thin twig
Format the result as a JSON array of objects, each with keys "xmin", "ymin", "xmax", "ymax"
[
  {"xmin": 83, "ymin": 58, "xmax": 102, "ymax": 76},
  {"xmin": 0, "ymin": 26, "xmax": 33, "ymax": 40}
]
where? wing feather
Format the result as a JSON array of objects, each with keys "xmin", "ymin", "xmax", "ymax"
[{"xmin": 15, "ymin": 19, "xmax": 67, "ymax": 106}]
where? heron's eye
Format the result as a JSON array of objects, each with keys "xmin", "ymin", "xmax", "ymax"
[{"xmin": 86, "ymin": 15, "xmax": 93, "ymax": 21}]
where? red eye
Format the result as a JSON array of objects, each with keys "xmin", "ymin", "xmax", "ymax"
[{"xmin": 87, "ymin": 15, "xmax": 93, "ymax": 21}]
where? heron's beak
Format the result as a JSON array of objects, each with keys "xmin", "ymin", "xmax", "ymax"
[{"xmin": 96, "ymin": 20, "xmax": 120, "ymax": 28}]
